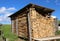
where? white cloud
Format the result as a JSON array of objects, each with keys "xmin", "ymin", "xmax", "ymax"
[
  {"xmin": 7, "ymin": 7, "xmax": 16, "ymax": 10},
  {"xmin": 0, "ymin": 17, "xmax": 3, "ymax": 21},
  {"xmin": 0, "ymin": 7, "xmax": 16, "ymax": 14},
  {"xmin": 0, "ymin": 7, "xmax": 6, "ymax": 13},
  {"xmin": 0, "ymin": 7, "xmax": 16, "ymax": 24},
  {"xmin": 0, "ymin": 16, "xmax": 3, "ymax": 22}
]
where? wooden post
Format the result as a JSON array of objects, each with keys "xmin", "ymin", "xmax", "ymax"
[
  {"xmin": 16, "ymin": 18, "xmax": 18, "ymax": 35},
  {"xmin": 2, "ymin": 37, "xmax": 6, "ymax": 41},
  {"xmin": 6, "ymin": 38, "xmax": 9, "ymax": 41},
  {"xmin": 27, "ymin": 8, "xmax": 35, "ymax": 41},
  {"xmin": 27, "ymin": 8, "xmax": 32, "ymax": 41},
  {"xmin": 11, "ymin": 20, "xmax": 14, "ymax": 33}
]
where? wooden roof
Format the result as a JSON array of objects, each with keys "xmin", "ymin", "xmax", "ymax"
[{"xmin": 9, "ymin": 3, "xmax": 55, "ymax": 17}]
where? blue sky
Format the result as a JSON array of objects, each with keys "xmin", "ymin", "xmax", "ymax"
[{"xmin": 0, "ymin": 0, "xmax": 60, "ymax": 24}]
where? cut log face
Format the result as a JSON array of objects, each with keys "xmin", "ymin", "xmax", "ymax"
[
  {"xmin": 11, "ymin": 11, "xmax": 28, "ymax": 39},
  {"xmin": 30, "ymin": 8, "xmax": 56, "ymax": 38},
  {"xmin": 18, "ymin": 14, "xmax": 28, "ymax": 38}
]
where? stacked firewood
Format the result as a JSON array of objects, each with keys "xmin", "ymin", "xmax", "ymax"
[
  {"xmin": 30, "ymin": 8, "xmax": 56, "ymax": 38},
  {"xmin": 18, "ymin": 13, "xmax": 28, "ymax": 38}
]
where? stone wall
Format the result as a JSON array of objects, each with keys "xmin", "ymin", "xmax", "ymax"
[{"xmin": 29, "ymin": 8, "xmax": 56, "ymax": 38}]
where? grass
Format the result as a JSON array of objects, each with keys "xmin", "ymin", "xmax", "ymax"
[
  {"xmin": 1, "ymin": 24, "xmax": 60, "ymax": 41},
  {"xmin": 0, "ymin": 24, "xmax": 18, "ymax": 41},
  {"xmin": 56, "ymin": 30, "xmax": 60, "ymax": 35}
]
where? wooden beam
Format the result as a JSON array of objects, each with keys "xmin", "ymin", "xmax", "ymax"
[
  {"xmin": 27, "ymin": 8, "xmax": 33, "ymax": 41},
  {"xmin": 33, "ymin": 36, "xmax": 60, "ymax": 41},
  {"xmin": 11, "ymin": 20, "xmax": 14, "ymax": 33},
  {"xmin": 16, "ymin": 18, "xmax": 18, "ymax": 35}
]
